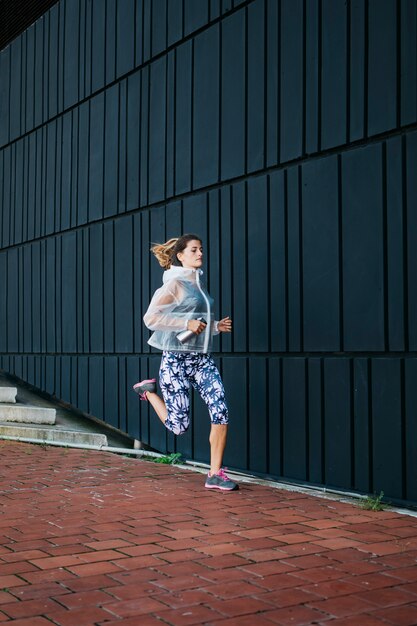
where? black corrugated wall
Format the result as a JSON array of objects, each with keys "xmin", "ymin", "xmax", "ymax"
[{"xmin": 0, "ymin": 0, "xmax": 416, "ymax": 505}]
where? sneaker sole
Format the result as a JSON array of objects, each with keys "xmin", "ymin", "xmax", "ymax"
[
  {"xmin": 205, "ymin": 483, "xmax": 239, "ymax": 491},
  {"xmin": 133, "ymin": 378, "xmax": 156, "ymax": 391}
]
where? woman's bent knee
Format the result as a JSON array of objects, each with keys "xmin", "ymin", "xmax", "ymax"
[{"xmin": 164, "ymin": 414, "xmax": 190, "ymax": 435}]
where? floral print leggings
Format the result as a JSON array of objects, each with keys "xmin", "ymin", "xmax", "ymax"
[{"xmin": 159, "ymin": 351, "xmax": 229, "ymax": 435}]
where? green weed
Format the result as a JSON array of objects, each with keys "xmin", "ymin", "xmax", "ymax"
[
  {"xmin": 146, "ymin": 452, "xmax": 184, "ymax": 465},
  {"xmin": 359, "ymin": 491, "xmax": 385, "ymax": 511}
]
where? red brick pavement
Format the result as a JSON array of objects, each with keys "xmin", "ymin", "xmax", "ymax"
[{"xmin": 0, "ymin": 441, "xmax": 417, "ymax": 625}]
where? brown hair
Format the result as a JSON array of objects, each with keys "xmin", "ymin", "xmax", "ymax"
[{"xmin": 150, "ymin": 234, "xmax": 202, "ymax": 269}]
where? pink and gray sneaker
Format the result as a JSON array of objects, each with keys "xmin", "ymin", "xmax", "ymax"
[
  {"xmin": 133, "ymin": 378, "xmax": 157, "ymax": 400},
  {"xmin": 205, "ymin": 468, "xmax": 239, "ymax": 491}
]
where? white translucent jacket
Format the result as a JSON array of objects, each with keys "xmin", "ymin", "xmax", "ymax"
[{"xmin": 143, "ymin": 266, "xmax": 220, "ymax": 353}]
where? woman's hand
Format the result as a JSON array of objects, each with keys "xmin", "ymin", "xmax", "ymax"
[
  {"xmin": 218, "ymin": 317, "xmax": 232, "ymax": 333},
  {"xmin": 187, "ymin": 319, "xmax": 207, "ymax": 335}
]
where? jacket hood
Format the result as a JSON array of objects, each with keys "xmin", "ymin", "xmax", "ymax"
[{"xmin": 162, "ymin": 266, "xmax": 203, "ymax": 284}]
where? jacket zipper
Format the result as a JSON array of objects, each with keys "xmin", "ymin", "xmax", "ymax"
[{"xmin": 196, "ymin": 270, "xmax": 211, "ymax": 353}]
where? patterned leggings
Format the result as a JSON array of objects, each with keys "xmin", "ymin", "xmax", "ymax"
[{"xmin": 159, "ymin": 351, "xmax": 229, "ymax": 435}]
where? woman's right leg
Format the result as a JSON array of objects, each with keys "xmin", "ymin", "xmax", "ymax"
[
  {"xmin": 148, "ymin": 352, "xmax": 191, "ymax": 435},
  {"xmin": 146, "ymin": 391, "xmax": 168, "ymax": 425}
]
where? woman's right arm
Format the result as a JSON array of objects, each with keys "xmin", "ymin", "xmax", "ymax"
[{"xmin": 143, "ymin": 283, "xmax": 188, "ymax": 332}]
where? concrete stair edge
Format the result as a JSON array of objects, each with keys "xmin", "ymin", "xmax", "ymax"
[
  {"xmin": 0, "ymin": 388, "xmax": 17, "ymax": 403},
  {"xmin": 0, "ymin": 424, "xmax": 108, "ymax": 446},
  {"xmin": 0, "ymin": 405, "xmax": 56, "ymax": 425}
]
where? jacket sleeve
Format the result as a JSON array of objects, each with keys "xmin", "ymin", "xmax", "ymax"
[{"xmin": 143, "ymin": 282, "xmax": 188, "ymax": 332}]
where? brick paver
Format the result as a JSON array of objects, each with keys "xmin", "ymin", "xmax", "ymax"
[{"xmin": 0, "ymin": 442, "xmax": 417, "ymax": 625}]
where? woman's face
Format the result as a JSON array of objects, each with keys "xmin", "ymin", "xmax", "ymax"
[{"xmin": 177, "ymin": 239, "xmax": 203, "ymax": 270}]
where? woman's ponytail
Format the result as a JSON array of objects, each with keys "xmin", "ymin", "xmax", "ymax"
[{"xmin": 150, "ymin": 238, "xmax": 178, "ymax": 269}]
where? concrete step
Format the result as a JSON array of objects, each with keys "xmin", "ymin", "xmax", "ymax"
[
  {"xmin": 0, "ymin": 387, "xmax": 17, "ymax": 403},
  {"xmin": 0, "ymin": 371, "xmax": 132, "ymax": 450},
  {"xmin": 0, "ymin": 404, "xmax": 56, "ymax": 424},
  {"xmin": 0, "ymin": 423, "xmax": 108, "ymax": 446}
]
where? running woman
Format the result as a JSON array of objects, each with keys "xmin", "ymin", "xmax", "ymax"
[{"xmin": 133, "ymin": 234, "xmax": 238, "ymax": 491}]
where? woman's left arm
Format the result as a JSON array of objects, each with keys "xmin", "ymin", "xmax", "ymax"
[{"xmin": 216, "ymin": 317, "xmax": 232, "ymax": 333}]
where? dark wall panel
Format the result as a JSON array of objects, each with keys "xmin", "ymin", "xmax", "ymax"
[
  {"xmin": 175, "ymin": 42, "xmax": 192, "ymax": 195},
  {"xmin": 14, "ymin": 140, "xmax": 24, "ymax": 244},
  {"xmin": 167, "ymin": 0, "xmax": 183, "ymax": 46},
  {"xmin": 371, "ymin": 358, "xmax": 403, "ymax": 498},
  {"xmin": 105, "ymin": 0, "xmax": 116, "ymax": 85},
  {"xmin": 70, "ymin": 111, "xmax": 78, "ymax": 229},
  {"xmin": 268, "ymin": 357, "xmax": 282, "ymax": 477},
  {"xmin": 247, "ymin": 177, "xmax": 268, "ymax": 352},
  {"xmin": 305, "ymin": 0, "xmax": 319, "ymax": 155},
  {"xmin": 166, "ymin": 52, "xmax": 175, "ymax": 199},
  {"xmin": 302, "ymin": 155, "xmax": 340, "ymax": 351},
  {"xmin": 0, "ymin": 254, "xmax": 6, "ymax": 352},
  {"xmin": 45, "ymin": 239, "xmax": 56, "ymax": 353},
  {"xmin": 321, "ymin": 0, "xmax": 347, "ymax": 150},
  {"xmin": 221, "ymin": 10, "xmax": 245, "ymax": 180},
  {"xmin": 184, "ymin": 0, "xmax": 209, "ymax": 36},
  {"xmin": 367, "ymin": 0, "xmax": 397, "ymax": 137},
  {"xmin": 89, "ymin": 94, "xmax": 105, "ymax": 222},
  {"xmin": 115, "ymin": 217, "xmax": 134, "ymax": 353},
  {"xmin": 25, "ymin": 27, "xmax": 35, "ymax": 133},
  {"xmin": 353, "ymin": 358, "xmax": 371, "ymax": 493},
  {"xmin": 219, "ymin": 188, "xmax": 232, "ymax": 354},
  {"xmin": 48, "ymin": 4, "xmax": 59, "ymax": 118},
  {"xmin": 222, "ymin": 357, "xmax": 248, "ymax": 471},
  {"xmin": 248, "ymin": 358, "xmax": 268, "ymax": 473},
  {"xmin": 152, "ymin": 0, "xmax": 167, "ymax": 56},
  {"xmin": 127, "ymin": 74, "xmax": 141, "ymax": 212},
  {"xmin": 231, "ymin": 182, "xmax": 247, "ymax": 353},
  {"xmin": 342, "ymin": 145, "xmax": 384, "ymax": 351},
  {"xmin": 324, "ymin": 358, "xmax": 352, "ymax": 489},
  {"xmin": 308, "ymin": 358, "xmax": 323, "ymax": 485},
  {"xmin": 280, "ymin": 0, "xmax": 303, "ymax": 163},
  {"xmin": 89, "ymin": 224, "xmax": 104, "ymax": 353},
  {"xmin": 91, "ymin": 0, "xmax": 106, "ymax": 93},
  {"xmin": 63, "ymin": 0, "xmax": 79, "ymax": 109},
  {"xmin": 45, "ymin": 122, "xmax": 57, "ymax": 236},
  {"xmin": 406, "ymin": 132, "xmax": 417, "ymax": 350},
  {"xmin": 61, "ymin": 232, "xmax": 77, "ymax": 352},
  {"xmin": 350, "ymin": 1, "xmax": 365, "ymax": 141},
  {"xmin": 247, "ymin": 0, "xmax": 264, "ymax": 173},
  {"xmin": 193, "ymin": 26, "xmax": 219, "ymax": 189},
  {"xmin": 269, "ymin": 171, "xmax": 286, "ymax": 352},
  {"xmin": 405, "ymin": 359, "xmax": 417, "ymax": 502},
  {"xmin": 32, "ymin": 243, "xmax": 42, "ymax": 354},
  {"xmin": 117, "ymin": 80, "xmax": 128, "ymax": 214},
  {"xmin": 34, "ymin": 21, "xmax": 44, "ymax": 128},
  {"xmin": 9, "ymin": 39, "xmax": 22, "ymax": 142},
  {"xmin": 77, "ymin": 102, "xmax": 90, "ymax": 225},
  {"xmin": 148, "ymin": 58, "xmax": 166, "ymax": 203},
  {"xmin": 401, "ymin": 0, "xmax": 417, "ymax": 126},
  {"xmin": 287, "ymin": 166, "xmax": 302, "ymax": 351},
  {"xmin": 116, "ymin": 0, "xmax": 135, "ymax": 78},
  {"xmin": 103, "ymin": 222, "xmax": 115, "ymax": 353},
  {"xmin": 140, "ymin": 67, "xmax": 149, "ymax": 207},
  {"xmin": 282, "ymin": 358, "xmax": 307, "ymax": 481},
  {"xmin": 104, "ymin": 85, "xmax": 119, "ymax": 217},
  {"xmin": 2, "ymin": 147, "xmax": 11, "ymax": 247},
  {"xmin": 386, "ymin": 137, "xmax": 405, "ymax": 351},
  {"xmin": 0, "ymin": 46, "xmax": 9, "ymax": 147}
]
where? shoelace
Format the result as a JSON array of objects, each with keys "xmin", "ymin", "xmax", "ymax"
[{"xmin": 217, "ymin": 468, "xmax": 230, "ymax": 480}]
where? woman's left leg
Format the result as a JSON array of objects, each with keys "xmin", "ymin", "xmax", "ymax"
[
  {"xmin": 191, "ymin": 355, "xmax": 236, "ymax": 484},
  {"xmin": 209, "ymin": 423, "xmax": 228, "ymax": 475}
]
